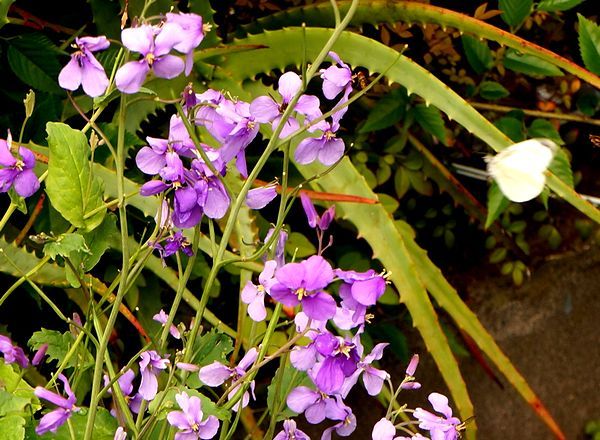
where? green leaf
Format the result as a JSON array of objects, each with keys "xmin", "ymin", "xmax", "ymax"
[
  {"xmin": 267, "ymin": 363, "xmax": 311, "ymax": 421},
  {"xmin": 503, "ymin": 49, "xmax": 564, "ymax": 77},
  {"xmin": 0, "ymin": 414, "xmax": 25, "ymax": 440},
  {"xmin": 286, "ymin": 232, "xmax": 316, "ymax": 258},
  {"xmin": 28, "ymin": 329, "xmax": 93, "ymax": 369},
  {"xmin": 81, "ymin": 214, "xmax": 118, "ymax": 271},
  {"xmin": 149, "ymin": 388, "xmax": 230, "ymax": 422},
  {"xmin": 461, "ymin": 35, "xmax": 493, "ymax": 74},
  {"xmin": 494, "ymin": 116, "xmax": 524, "ymax": 142},
  {"xmin": 35, "ymin": 407, "xmax": 117, "ymax": 440},
  {"xmin": 499, "ymin": 0, "xmax": 532, "ymax": 28},
  {"xmin": 538, "ymin": 0, "xmax": 585, "ymax": 12},
  {"xmin": 479, "ymin": 81, "xmax": 510, "ymax": 100},
  {"xmin": 548, "ymin": 148, "xmax": 574, "ymax": 188},
  {"xmin": 7, "ymin": 34, "xmax": 64, "ymax": 94},
  {"xmin": 45, "ymin": 122, "xmax": 106, "ymax": 231},
  {"xmin": 87, "ymin": 0, "xmax": 121, "ymax": 39},
  {"xmin": 527, "ymin": 119, "xmax": 563, "ymax": 145},
  {"xmin": 8, "ymin": 188, "xmax": 27, "ymax": 214},
  {"xmin": 359, "ymin": 88, "xmax": 408, "ymax": 133},
  {"xmin": 485, "ymin": 182, "xmax": 510, "ymax": 228},
  {"xmin": 0, "ymin": 391, "xmax": 31, "ymax": 417},
  {"xmin": 0, "ymin": 360, "xmax": 39, "ymax": 409},
  {"xmin": 394, "ymin": 167, "xmax": 410, "ymax": 199},
  {"xmin": 411, "ymin": 104, "xmax": 449, "ymax": 145},
  {"xmin": 191, "ymin": 329, "xmax": 233, "ymax": 367},
  {"xmin": 0, "ymin": 0, "xmax": 16, "ymax": 30},
  {"xmin": 577, "ymin": 14, "xmax": 600, "ymax": 76},
  {"xmin": 377, "ymin": 193, "xmax": 399, "ymax": 214},
  {"xmin": 44, "ymin": 233, "xmax": 89, "ymax": 260}
]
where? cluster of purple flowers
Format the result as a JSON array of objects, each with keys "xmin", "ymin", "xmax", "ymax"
[{"xmin": 58, "ymin": 12, "xmax": 206, "ymax": 97}]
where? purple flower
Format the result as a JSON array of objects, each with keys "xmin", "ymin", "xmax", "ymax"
[
  {"xmin": 153, "ymin": 309, "xmax": 181, "ymax": 339},
  {"xmin": 300, "ymin": 193, "xmax": 335, "ymax": 230},
  {"xmin": 320, "ymin": 398, "xmax": 356, "ymax": 440},
  {"xmin": 198, "ymin": 348, "xmax": 258, "ymax": 412},
  {"xmin": 116, "ymin": 24, "xmax": 184, "ymax": 94},
  {"xmin": 58, "ymin": 36, "xmax": 110, "ymax": 97},
  {"xmin": 286, "ymin": 386, "xmax": 333, "ymax": 424},
  {"xmin": 414, "ymin": 393, "xmax": 461, "ymax": 440},
  {"xmin": 320, "ymin": 52, "xmax": 352, "ymax": 101},
  {"xmin": 335, "ymin": 269, "xmax": 387, "ymax": 307},
  {"xmin": 310, "ymin": 332, "xmax": 359, "ymax": 395},
  {"xmin": 295, "ymin": 120, "xmax": 345, "ymax": 166},
  {"xmin": 270, "ymin": 255, "xmax": 336, "ymax": 321},
  {"xmin": 340, "ymin": 335, "xmax": 389, "ymax": 397},
  {"xmin": 32, "ymin": 343, "xmax": 48, "ymax": 366},
  {"xmin": 167, "ymin": 392, "xmax": 219, "ymax": 440},
  {"xmin": 152, "ymin": 230, "xmax": 194, "ymax": 264},
  {"xmin": 0, "ymin": 135, "xmax": 40, "ymax": 198},
  {"xmin": 250, "ymin": 72, "xmax": 321, "ymax": 138},
  {"xmin": 34, "ymin": 374, "xmax": 79, "ymax": 435},
  {"xmin": 319, "ymin": 52, "xmax": 353, "ymax": 121},
  {"xmin": 104, "ymin": 369, "xmax": 142, "ymax": 414},
  {"xmin": 165, "ymin": 12, "xmax": 205, "ymax": 75},
  {"xmin": 0, "ymin": 334, "xmax": 29, "ymax": 368},
  {"xmin": 274, "ymin": 419, "xmax": 310, "ymax": 440},
  {"xmin": 138, "ymin": 350, "xmax": 169, "ymax": 401},
  {"xmin": 246, "ymin": 184, "xmax": 278, "ymax": 210},
  {"xmin": 241, "ymin": 260, "xmax": 277, "ymax": 322}
]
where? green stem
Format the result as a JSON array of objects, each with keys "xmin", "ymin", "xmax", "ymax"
[{"xmin": 83, "ymin": 95, "xmax": 130, "ymax": 440}]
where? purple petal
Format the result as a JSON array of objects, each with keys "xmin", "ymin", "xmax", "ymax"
[
  {"xmin": 362, "ymin": 366, "xmax": 387, "ymax": 395},
  {"xmin": 372, "ymin": 418, "xmax": 396, "ymax": 440},
  {"xmin": 36, "ymin": 408, "xmax": 70, "ymax": 435},
  {"xmin": 58, "ymin": 57, "xmax": 83, "ymax": 91},
  {"xmin": 139, "ymin": 368, "xmax": 159, "ymax": 401},
  {"xmin": 237, "ymin": 347, "xmax": 258, "ymax": 371},
  {"xmin": 140, "ymin": 180, "xmax": 169, "ymax": 196},
  {"xmin": 19, "ymin": 146, "xmax": 36, "ymax": 169},
  {"xmin": 273, "ymin": 115, "xmax": 299, "ymax": 138},
  {"xmin": 270, "ymin": 284, "xmax": 300, "ymax": 307},
  {"xmin": 34, "ymin": 388, "xmax": 70, "ymax": 408},
  {"xmin": 247, "ymin": 295, "xmax": 267, "ymax": 322},
  {"xmin": 300, "ymin": 193, "xmax": 318, "ymax": 228},
  {"xmin": 32, "ymin": 343, "xmax": 48, "ymax": 366},
  {"xmin": 406, "ymin": 354, "xmax": 420, "ymax": 376},
  {"xmin": 275, "ymin": 262, "xmax": 306, "ymax": 290},
  {"xmin": 198, "ymin": 415, "xmax": 220, "ymax": 439},
  {"xmin": 77, "ymin": 35, "xmax": 110, "ymax": 52},
  {"xmin": 136, "ymin": 146, "xmax": 166, "ymax": 175},
  {"xmin": 290, "ymin": 345, "xmax": 317, "ymax": 371},
  {"xmin": 246, "ymin": 185, "xmax": 278, "ymax": 209},
  {"xmin": 351, "ymin": 276, "xmax": 386, "ymax": 306},
  {"xmin": 153, "ymin": 55, "xmax": 185, "ymax": 79},
  {"xmin": 428, "ymin": 392, "xmax": 453, "ymax": 419},
  {"xmin": 203, "ymin": 180, "xmax": 230, "ymax": 219},
  {"xmin": 286, "ymin": 386, "xmax": 319, "ymax": 414},
  {"xmin": 295, "ymin": 94, "xmax": 321, "ymax": 120},
  {"xmin": 318, "ymin": 138, "xmax": 345, "ymax": 166},
  {"xmin": 121, "ymin": 26, "xmax": 155, "ymax": 54},
  {"xmin": 13, "ymin": 169, "xmax": 39, "ymax": 197},
  {"xmin": 304, "ymin": 399, "xmax": 327, "ymax": 424},
  {"xmin": 81, "ymin": 58, "xmax": 109, "ymax": 97},
  {"xmin": 250, "ymin": 96, "xmax": 279, "ymax": 123},
  {"xmin": 175, "ymin": 186, "xmax": 198, "ymax": 212},
  {"xmin": 0, "ymin": 140, "xmax": 15, "ymax": 166},
  {"xmin": 115, "ymin": 61, "xmax": 150, "ymax": 94},
  {"xmin": 167, "ymin": 410, "xmax": 191, "ymax": 430},
  {"xmin": 295, "ymin": 137, "xmax": 323, "ymax": 165},
  {"xmin": 278, "ymin": 72, "xmax": 302, "ymax": 103},
  {"xmin": 154, "ymin": 22, "xmax": 183, "ymax": 56},
  {"xmin": 301, "ymin": 291, "xmax": 336, "ymax": 321},
  {"xmin": 314, "ymin": 357, "xmax": 345, "ymax": 394},
  {"xmin": 198, "ymin": 362, "xmax": 232, "ymax": 386},
  {"xmin": 303, "ymin": 256, "xmax": 334, "ymax": 290}
]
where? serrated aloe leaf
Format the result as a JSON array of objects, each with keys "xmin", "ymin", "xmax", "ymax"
[
  {"xmin": 212, "ymin": 27, "xmax": 600, "ymax": 223},
  {"xmin": 240, "ymin": 1, "xmax": 600, "ymax": 89},
  {"xmin": 0, "ymin": 237, "xmax": 69, "ymax": 287},
  {"xmin": 46, "ymin": 122, "xmax": 106, "ymax": 232}
]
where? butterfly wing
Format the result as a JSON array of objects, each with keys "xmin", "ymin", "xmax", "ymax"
[{"xmin": 487, "ymin": 139, "xmax": 557, "ymax": 202}]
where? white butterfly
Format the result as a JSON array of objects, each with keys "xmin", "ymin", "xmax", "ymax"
[{"xmin": 486, "ymin": 138, "xmax": 558, "ymax": 203}]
